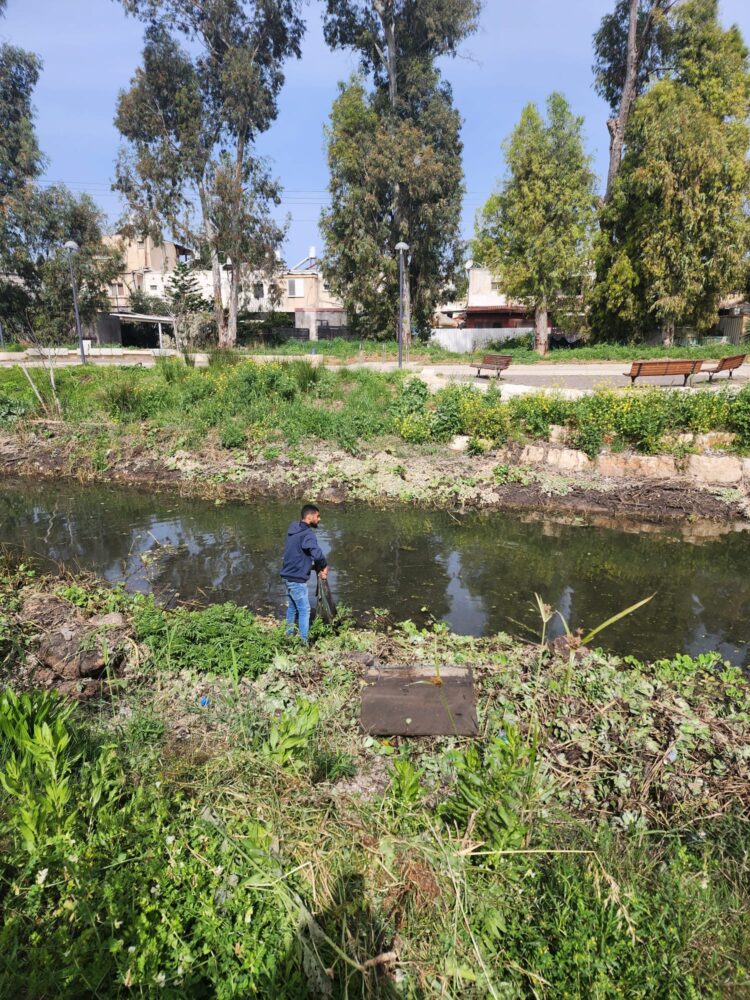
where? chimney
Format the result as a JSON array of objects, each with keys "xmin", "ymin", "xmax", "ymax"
[{"xmin": 309, "ymin": 246, "xmax": 316, "ymax": 261}]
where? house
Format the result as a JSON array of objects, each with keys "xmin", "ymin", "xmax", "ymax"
[
  {"xmin": 103, "ymin": 236, "xmax": 346, "ymax": 338},
  {"xmin": 431, "ymin": 265, "xmax": 535, "ymax": 352},
  {"xmin": 277, "ymin": 248, "xmax": 347, "ymax": 338},
  {"xmin": 103, "ymin": 232, "xmax": 193, "ymax": 310},
  {"xmin": 463, "ymin": 266, "xmax": 534, "ymax": 329}
]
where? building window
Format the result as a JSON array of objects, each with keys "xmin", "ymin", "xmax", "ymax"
[
  {"xmin": 150, "ymin": 284, "xmax": 158, "ymax": 292},
  {"xmin": 253, "ymin": 282, "xmax": 264, "ymax": 299},
  {"xmin": 491, "ymin": 280, "xmax": 501, "ymax": 292},
  {"xmin": 288, "ymin": 278, "xmax": 304, "ymax": 298}
]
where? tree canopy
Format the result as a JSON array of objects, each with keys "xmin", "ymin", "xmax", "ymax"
[
  {"xmin": 0, "ymin": 6, "xmax": 120, "ymax": 344},
  {"xmin": 474, "ymin": 94, "xmax": 596, "ymax": 355},
  {"xmin": 591, "ymin": 0, "xmax": 750, "ymax": 344},
  {"xmin": 320, "ymin": 0, "xmax": 480, "ymax": 339},
  {"xmin": 115, "ymin": 0, "xmax": 303, "ymax": 347}
]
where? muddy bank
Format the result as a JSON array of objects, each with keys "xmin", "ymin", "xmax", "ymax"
[{"xmin": 1, "ymin": 426, "xmax": 747, "ymax": 526}]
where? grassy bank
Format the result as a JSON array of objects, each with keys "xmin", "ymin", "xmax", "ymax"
[
  {"xmin": 1, "ymin": 565, "xmax": 749, "ymax": 997},
  {"xmin": 2, "ymin": 358, "xmax": 750, "ymax": 462}
]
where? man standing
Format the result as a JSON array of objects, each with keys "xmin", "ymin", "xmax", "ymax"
[{"xmin": 280, "ymin": 503, "xmax": 328, "ymax": 643}]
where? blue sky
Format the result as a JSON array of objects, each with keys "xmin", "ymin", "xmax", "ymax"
[{"xmin": 3, "ymin": 0, "xmax": 749, "ymax": 264}]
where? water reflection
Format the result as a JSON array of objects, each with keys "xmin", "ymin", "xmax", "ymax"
[{"xmin": 2, "ymin": 478, "xmax": 749, "ymax": 666}]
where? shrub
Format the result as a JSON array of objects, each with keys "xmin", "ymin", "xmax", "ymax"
[
  {"xmin": 133, "ymin": 601, "xmax": 286, "ymax": 678},
  {"xmin": 0, "ymin": 394, "xmax": 27, "ymax": 424},
  {"xmin": 398, "ymin": 412, "xmax": 432, "ymax": 443},
  {"xmin": 393, "ymin": 377, "xmax": 429, "ymax": 419},
  {"xmin": 431, "ymin": 385, "xmax": 466, "ymax": 441},
  {"xmin": 729, "ymin": 385, "xmax": 750, "ymax": 446},
  {"xmin": 219, "ymin": 420, "xmax": 247, "ymax": 449},
  {"xmin": 507, "ymin": 393, "xmax": 571, "ymax": 438}
]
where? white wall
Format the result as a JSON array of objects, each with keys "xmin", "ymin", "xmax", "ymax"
[
  {"xmin": 430, "ymin": 327, "xmax": 532, "ymax": 353},
  {"xmin": 142, "ymin": 269, "xmax": 275, "ymax": 313},
  {"xmin": 467, "ymin": 267, "xmax": 510, "ymax": 308}
]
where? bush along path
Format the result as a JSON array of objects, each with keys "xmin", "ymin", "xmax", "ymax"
[
  {"xmin": 1, "ymin": 360, "xmax": 750, "ymax": 524},
  {"xmin": 1, "ymin": 563, "xmax": 749, "ymax": 998}
]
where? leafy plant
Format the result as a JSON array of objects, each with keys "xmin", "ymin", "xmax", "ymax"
[
  {"xmin": 219, "ymin": 420, "xmax": 247, "ymax": 449},
  {"xmin": 133, "ymin": 601, "xmax": 285, "ymax": 678},
  {"xmin": 439, "ymin": 725, "xmax": 535, "ymax": 852},
  {"xmin": 389, "ymin": 757, "xmax": 426, "ymax": 807},
  {"xmin": 0, "ymin": 689, "xmax": 79, "ymax": 850},
  {"xmin": 263, "ymin": 698, "xmax": 320, "ymax": 770}
]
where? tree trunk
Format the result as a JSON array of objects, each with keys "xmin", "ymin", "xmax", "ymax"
[
  {"xmin": 403, "ymin": 260, "xmax": 412, "ymax": 350},
  {"xmin": 199, "ymin": 183, "xmax": 228, "ymax": 345},
  {"xmin": 534, "ymin": 302, "xmax": 549, "ymax": 356},
  {"xmin": 224, "ymin": 134, "xmax": 246, "ymax": 351},
  {"xmin": 374, "ymin": 0, "xmax": 398, "ymax": 105},
  {"xmin": 605, "ymin": 0, "xmax": 640, "ymax": 202},
  {"xmin": 662, "ymin": 321, "xmax": 675, "ymax": 347},
  {"xmin": 227, "ymin": 267, "xmax": 240, "ymax": 349},
  {"xmin": 213, "ymin": 250, "xmax": 229, "ymax": 347},
  {"xmin": 374, "ymin": 1, "xmax": 407, "ymax": 344}
]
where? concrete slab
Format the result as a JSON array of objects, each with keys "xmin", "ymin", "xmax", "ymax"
[{"xmin": 360, "ymin": 664, "xmax": 478, "ymax": 737}]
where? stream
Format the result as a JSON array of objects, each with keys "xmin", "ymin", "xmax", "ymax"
[{"xmin": 2, "ymin": 477, "xmax": 749, "ymax": 666}]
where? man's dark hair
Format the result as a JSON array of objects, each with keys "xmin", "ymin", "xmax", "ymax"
[{"xmin": 300, "ymin": 504, "xmax": 320, "ymax": 520}]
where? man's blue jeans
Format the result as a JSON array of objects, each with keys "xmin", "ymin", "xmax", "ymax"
[{"xmin": 284, "ymin": 580, "xmax": 311, "ymax": 642}]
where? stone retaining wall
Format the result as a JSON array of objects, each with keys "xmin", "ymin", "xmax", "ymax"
[{"xmin": 512, "ymin": 443, "xmax": 749, "ymax": 486}]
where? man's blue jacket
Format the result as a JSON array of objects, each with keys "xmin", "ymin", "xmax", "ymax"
[{"xmin": 280, "ymin": 521, "xmax": 327, "ymax": 583}]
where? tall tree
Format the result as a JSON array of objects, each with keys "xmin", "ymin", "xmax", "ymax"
[
  {"xmin": 15, "ymin": 189, "xmax": 122, "ymax": 344},
  {"xmin": 591, "ymin": 0, "xmax": 750, "ymax": 344},
  {"xmin": 593, "ymin": 0, "xmax": 675, "ymax": 200},
  {"xmin": 0, "ymin": 0, "xmax": 43, "ymax": 283},
  {"xmin": 114, "ymin": 1, "xmax": 303, "ymax": 348},
  {"xmin": 320, "ymin": 0, "xmax": 480, "ymax": 340},
  {"xmin": 0, "ymin": 4, "xmax": 120, "ymax": 343},
  {"xmin": 474, "ymin": 94, "xmax": 596, "ymax": 356}
]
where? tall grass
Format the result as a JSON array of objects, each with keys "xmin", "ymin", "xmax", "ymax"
[{"xmin": 3, "ymin": 360, "xmax": 750, "ymax": 458}]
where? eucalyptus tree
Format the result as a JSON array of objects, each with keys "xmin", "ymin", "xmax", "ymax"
[
  {"xmin": 0, "ymin": 2, "xmax": 120, "ymax": 344},
  {"xmin": 114, "ymin": 0, "xmax": 304, "ymax": 347},
  {"xmin": 593, "ymin": 0, "xmax": 676, "ymax": 200},
  {"xmin": 591, "ymin": 0, "xmax": 750, "ymax": 345},
  {"xmin": 320, "ymin": 0, "xmax": 481, "ymax": 339}
]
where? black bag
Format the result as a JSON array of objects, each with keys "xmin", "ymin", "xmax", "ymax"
[{"xmin": 315, "ymin": 574, "xmax": 337, "ymax": 625}]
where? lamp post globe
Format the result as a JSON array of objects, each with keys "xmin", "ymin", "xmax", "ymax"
[{"xmin": 64, "ymin": 241, "xmax": 86, "ymax": 365}]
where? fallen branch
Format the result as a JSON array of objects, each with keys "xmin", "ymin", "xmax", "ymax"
[
  {"xmin": 362, "ymin": 950, "xmax": 398, "ymax": 969},
  {"xmin": 19, "ymin": 364, "xmax": 48, "ymax": 415}
]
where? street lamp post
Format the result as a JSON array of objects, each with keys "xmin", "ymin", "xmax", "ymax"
[
  {"xmin": 395, "ymin": 241, "xmax": 409, "ymax": 370},
  {"xmin": 64, "ymin": 240, "xmax": 86, "ymax": 365}
]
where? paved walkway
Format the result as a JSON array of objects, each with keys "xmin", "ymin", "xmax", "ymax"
[{"xmin": 399, "ymin": 361, "xmax": 750, "ymax": 396}]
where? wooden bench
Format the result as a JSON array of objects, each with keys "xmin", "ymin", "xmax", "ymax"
[
  {"xmin": 623, "ymin": 359, "xmax": 703, "ymax": 386},
  {"xmin": 475, "ymin": 354, "xmax": 512, "ymax": 379},
  {"xmin": 701, "ymin": 353, "xmax": 746, "ymax": 383}
]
